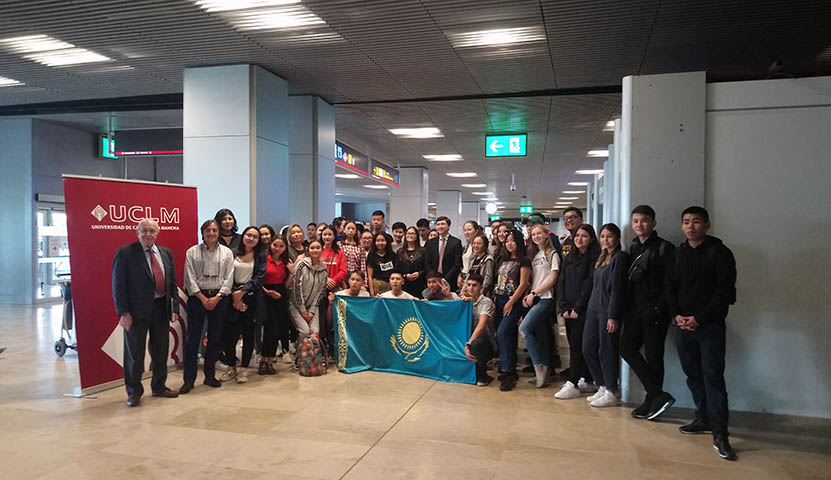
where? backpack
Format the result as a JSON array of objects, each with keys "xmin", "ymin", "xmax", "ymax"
[{"xmin": 297, "ymin": 333, "xmax": 327, "ymax": 377}]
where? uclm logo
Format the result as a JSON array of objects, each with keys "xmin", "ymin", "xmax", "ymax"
[{"xmin": 90, "ymin": 204, "xmax": 180, "ymax": 224}]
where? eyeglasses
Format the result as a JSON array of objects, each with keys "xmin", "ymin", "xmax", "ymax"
[{"xmin": 563, "ymin": 215, "xmax": 580, "ymax": 221}]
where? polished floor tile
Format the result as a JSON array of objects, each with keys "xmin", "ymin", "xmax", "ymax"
[{"xmin": 0, "ymin": 304, "xmax": 828, "ymax": 480}]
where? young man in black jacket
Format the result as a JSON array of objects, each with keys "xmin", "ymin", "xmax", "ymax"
[
  {"xmin": 669, "ymin": 206, "xmax": 737, "ymax": 461},
  {"xmin": 621, "ymin": 205, "xmax": 677, "ymax": 420}
]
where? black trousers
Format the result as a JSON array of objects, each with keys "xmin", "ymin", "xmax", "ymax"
[
  {"xmin": 183, "ymin": 295, "xmax": 228, "ymax": 384},
  {"xmin": 223, "ymin": 293, "xmax": 256, "ymax": 369},
  {"xmin": 262, "ymin": 284, "xmax": 289, "ymax": 358},
  {"xmin": 123, "ymin": 297, "xmax": 168, "ymax": 397},
  {"xmin": 564, "ymin": 314, "xmax": 591, "ymax": 386},
  {"xmin": 582, "ymin": 307, "xmax": 620, "ymax": 389},
  {"xmin": 620, "ymin": 305, "xmax": 670, "ymax": 397},
  {"xmin": 468, "ymin": 336, "xmax": 495, "ymax": 381},
  {"xmin": 677, "ymin": 320, "xmax": 730, "ymax": 438}
]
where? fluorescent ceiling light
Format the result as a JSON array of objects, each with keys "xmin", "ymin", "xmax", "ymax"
[
  {"xmin": 447, "ymin": 172, "xmax": 477, "ymax": 178},
  {"xmin": 335, "ymin": 173, "xmax": 360, "ymax": 179},
  {"xmin": 389, "ymin": 127, "xmax": 443, "ymax": 139},
  {"xmin": 568, "ymin": 182, "xmax": 589, "ymax": 186},
  {"xmin": 194, "ymin": 0, "xmax": 300, "ymax": 13},
  {"xmin": 1, "ymin": 34, "xmax": 110, "ymax": 67},
  {"xmin": 575, "ymin": 169, "xmax": 604, "ymax": 175},
  {"xmin": 461, "ymin": 183, "xmax": 486, "ymax": 188},
  {"xmin": 363, "ymin": 185, "xmax": 389, "ymax": 189},
  {"xmin": 0, "ymin": 76, "xmax": 24, "ymax": 87},
  {"xmin": 424, "ymin": 154, "xmax": 462, "ymax": 161},
  {"xmin": 472, "ymin": 192, "xmax": 492, "ymax": 196},
  {"xmin": 450, "ymin": 26, "xmax": 545, "ymax": 48},
  {"xmin": 587, "ymin": 149, "xmax": 609, "ymax": 158},
  {"xmin": 428, "ymin": 203, "xmax": 436, "ymax": 206},
  {"xmin": 556, "ymin": 202, "xmax": 572, "ymax": 205},
  {"xmin": 562, "ymin": 190, "xmax": 584, "ymax": 194},
  {"xmin": 559, "ymin": 197, "xmax": 578, "ymax": 200},
  {"xmin": 483, "ymin": 198, "xmax": 498, "ymax": 202},
  {"xmin": 603, "ymin": 120, "xmax": 615, "ymax": 132},
  {"xmin": 335, "ymin": 192, "xmax": 343, "ymax": 196}
]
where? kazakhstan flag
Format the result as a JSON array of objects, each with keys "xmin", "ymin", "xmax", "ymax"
[{"xmin": 335, "ymin": 297, "xmax": 475, "ymax": 384}]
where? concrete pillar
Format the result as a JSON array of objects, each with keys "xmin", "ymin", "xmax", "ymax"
[
  {"xmin": 436, "ymin": 190, "xmax": 462, "ymax": 237},
  {"xmin": 389, "ymin": 166, "xmax": 429, "ymax": 228},
  {"xmin": 183, "ymin": 65, "xmax": 289, "ymax": 230},
  {"xmin": 618, "ymin": 71, "xmax": 706, "ymax": 404},
  {"xmin": 461, "ymin": 201, "xmax": 479, "ymax": 228},
  {"xmin": 289, "ymin": 96, "xmax": 336, "ymax": 226},
  {"xmin": 0, "ymin": 119, "xmax": 34, "ymax": 304}
]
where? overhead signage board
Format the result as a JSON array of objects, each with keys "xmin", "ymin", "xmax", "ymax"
[
  {"xmin": 370, "ymin": 159, "xmax": 399, "ymax": 187},
  {"xmin": 489, "ymin": 215, "xmax": 501, "ymax": 221},
  {"xmin": 485, "ymin": 133, "xmax": 527, "ymax": 157},
  {"xmin": 519, "ymin": 205, "xmax": 534, "ymax": 214},
  {"xmin": 114, "ymin": 128, "xmax": 183, "ymax": 156},
  {"xmin": 335, "ymin": 141, "xmax": 370, "ymax": 175}
]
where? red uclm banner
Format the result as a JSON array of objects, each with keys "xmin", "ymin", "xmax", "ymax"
[{"xmin": 64, "ymin": 175, "xmax": 198, "ymax": 392}]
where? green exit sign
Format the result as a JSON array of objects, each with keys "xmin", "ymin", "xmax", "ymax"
[
  {"xmin": 489, "ymin": 215, "xmax": 501, "ymax": 221},
  {"xmin": 100, "ymin": 135, "xmax": 117, "ymax": 159},
  {"xmin": 485, "ymin": 133, "xmax": 527, "ymax": 157},
  {"xmin": 519, "ymin": 206, "xmax": 534, "ymax": 214}
]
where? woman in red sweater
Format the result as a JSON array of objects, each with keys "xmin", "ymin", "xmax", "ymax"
[
  {"xmin": 319, "ymin": 224, "xmax": 346, "ymax": 353},
  {"xmin": 260, "ymin": 236, "xmax": 293, "ymax": 373}
]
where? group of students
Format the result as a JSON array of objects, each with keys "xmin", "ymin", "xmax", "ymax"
[{"xmin": 175, "ymin": 202, "xmax": 737, "ymax": 461}]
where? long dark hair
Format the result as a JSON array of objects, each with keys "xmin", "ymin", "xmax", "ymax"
[
  {"xmin": 372, "ymin": 232, "xmax": 390, "ymax": 256},
  {"xmin": 565, "ymin": 224, "xmax": 600, "ymax": 266},
  {"xmin": 236, "ymin": 226, "xmax": 266, "ymax": 257},
  {"xmin": 320, "ymin": 224, "xmax": 340, "ymax": 252},
  {"xmin": 214, "ymin": 208, "xmax": 238, "ymax": 234},
  {"xmin": 342, "ymin": 220, "xmax": 359, "ymax": 244},
  {"xmin": 596, "ymin": 223, "xmax": 621, "ymax": 268},
  {"xmin": 503, "ymin": 229, "xmax": 528, "ymax": 260},
  {"xmin": 269, "ymin": 235, "xmax": 290, "ymax": 264}
]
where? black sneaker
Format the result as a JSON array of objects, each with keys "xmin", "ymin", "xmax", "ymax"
[
  {"xmin": 203, "ymin": 377, "xmax": 221, "ymax": 388},
  {"xmin": 476, "ymin": 375, "xmax": 493, "ymax": 387},
  {"xmin": 631, "ymin": 396, "xmax": 653, "ymax": 419},
  {"xmin": 679, "ymin": 417, "xmax": 712, "ymax": 435},
  {"xmin": 647, "ymin": 391, "xmax": 676, "ymax": 420},
  {"xmin": 499, "ymin": 372, "xmax": 517, "ymax": 391},
  {"xmin": 713, "ymin": 436, "xmax": 737, "ymax": 461}
]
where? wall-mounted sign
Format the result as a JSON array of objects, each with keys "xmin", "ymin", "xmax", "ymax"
[
  {"xmin": 519, "ymin": 205, "xmax": 534, "ymax": 214},
  {"xmin": 370, "ymin": 159, "xmax": 399, "ymax": 186},
  {"xmin": 114, "ymin": 128, "xmax": 183, "ymax": 156},
  {"xmin": 335, "ymin": 141, "xmax": 370, "ymax": 175},
  {"xmin": 485, "ymin": 133, "xmax": 527, "ymax": 157},
  {"xmin": 489, "ymin": 215, "xmax": 501, "ymax": 221}
]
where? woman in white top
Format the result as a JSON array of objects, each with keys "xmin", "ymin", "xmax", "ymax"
[
  {"xmin": 519, "ymin": 224, "xmax": 561, "ymax": 388},
  {"xmin": 380, "ymin": 270, "xmax": 416, "ymax": 299},
  {"xmin": 220, "ymin": 226, "xmax": 266, "ymax": 384},
  {"xmin": 458, "ymin": 220, "xmax": 482, "ymax": 290}
]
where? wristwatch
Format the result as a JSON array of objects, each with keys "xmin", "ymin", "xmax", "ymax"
[{"xmin": 531, "ymin": 291, "xmax": 538, "ymax": 297}]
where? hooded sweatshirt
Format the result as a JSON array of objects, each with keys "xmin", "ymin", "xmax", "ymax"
[
  {"xmin": 291, "ymin": 257, "xmax": 329, "ymax": 314},
  {"xmin": 668, "ymin": 235, "xmax": 736, "ymax": 325}
]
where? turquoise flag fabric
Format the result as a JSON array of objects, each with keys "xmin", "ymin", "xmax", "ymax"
[{"xmin": 334, "ymin": 296, "xmax": 475, "ymax": 384}]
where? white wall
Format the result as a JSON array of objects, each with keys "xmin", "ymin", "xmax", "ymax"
[{"xmin": 703, "ymin": 77, "xmax": 831, "ymax": 417}]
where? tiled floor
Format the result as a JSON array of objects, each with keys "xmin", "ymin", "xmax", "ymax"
[{"xmin": 1, "ymin": 304, "xmax": 828, "ymax": 479}]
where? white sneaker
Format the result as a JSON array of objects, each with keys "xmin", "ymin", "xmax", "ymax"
[
  {"xmin": 555, "ymin": 381, "xmax": 582, "ymax": 399},
  {"xmin": 534, "ymin": 365, "xmax": 549, "ymax": 388},
  {"xmin": 590, "ymin": 390, "xmax": 618, "ymax": 408},
  {"xmin": 219, "ymin": 366, "xmax": 236, "ymax": 382},
  {"xmin": 282, "ymin": 351, "xmax": 293, "ymax": 364},
  {"xmin": 586, "ymin": 386, "xmax": 607, "ymax": 403},
  {"xmin": 236, "ymin": 367, "xmax": 248, "ymax": 384},
  {"xmin": 577, "ymin": 377, "xmax": 597, "ymax": 393}
]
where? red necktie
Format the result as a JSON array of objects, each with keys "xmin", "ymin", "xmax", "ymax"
[{"xmin": 148, "ymin": 248, "xmax": 166, "ymax": 296}]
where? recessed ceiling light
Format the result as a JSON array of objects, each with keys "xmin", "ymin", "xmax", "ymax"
[
  {"xmin": 192, "ymin": 0, "xmax": 325, "ymax": 30},
  {"xmin": 389, "ymin": 127, "xmax": 443, "ymax": 139},
  {"xmin": 587, "ymin": 150, "xmax": 609, "ymax": 158},
  {"xmin": 575, "ymin": 169, "xmax": 604, "ymax": 175},
  {"xmin": 483, "ymin": 198, "xmax": 498, "ymax": 202},
  {"xmin": 449, "ymin": 26, "xmax": 545, "ymax": 48},
  {"xmin": 335, "ymin": 173, "xmax": 360, "ymax": 179},
  {"xmin": 461, "ymin": 183, "xmax": 486, "ymax": 188},
  {"xmin": 562, "ymin": 190, "xmax": 584, "ymax": 194},
  {"xmin": 559, "ymin": 197, "xmax": 579, "ymax": 200},
  {"xmin": 363, "ymin": 184, "xmax": 389, "ymax": 189},
  {"xmin": 423, "ymin": 154, "xmax": 462, "ymax": 161},
  {"xmin": 603, "ymin": 120, "xmax": 615, "ymax": 132},
  {"xmin": 1, "ymin": 34, "xmax": 110, "ymax": 67},
  {"xmin": 335, "ymin": 192, "xmax": 344, "ymax": 196},
  {"xmin": 472, "ymin": 192, "xmax": 492, "ymax": 195},
  {"xmin": 447, "ymin": 172, "xmax": 477, "ymax": 178},
  {"xmin": 0, "ymin": 75, "xmax": 24, "ymax": 87},
  {"xmin": 568, "ymin": 182, "xmax": 589, "ymax": 186},
  {"xmin": 555, "ymin": 202, "xmax": 572, "ymax": 205},
  {"xmin": 428, "ymin": 203, "xmax": 436, "ymax": 206}
]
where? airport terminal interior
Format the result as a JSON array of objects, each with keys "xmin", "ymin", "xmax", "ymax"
[{"xmin": 1, "ymin": 1, "xmax": 830, "ymax": 478}]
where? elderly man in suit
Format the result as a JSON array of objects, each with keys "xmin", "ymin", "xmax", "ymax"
[
  {"xmin": 112, "ymin": 218, "xmax": 180, "ymax": 407},
  {"xmin": 424, "ymin": 216, "xmax": 463, "ymax": 292}
]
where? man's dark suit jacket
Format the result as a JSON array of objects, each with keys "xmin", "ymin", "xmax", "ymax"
[
  {"xmin": 424, "ymin": 234, "xmax": 463, "ymax": 291},
  {"xmin": 112, "ymin": 241, "xmax": 179, "ymax": 320}
]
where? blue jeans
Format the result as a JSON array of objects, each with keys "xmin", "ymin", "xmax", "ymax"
[
  {"xmin": 495, "ymin": 294, "xmax": 528, "ymax": 374},
  {"xmin": 519, "ymin": 298, "xmax": 555, "ymax": 366}
]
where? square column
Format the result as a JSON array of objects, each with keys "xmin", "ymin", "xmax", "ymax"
[
  {"xmin": 0, "ymin": 119, "xmax": 34, "ymax": 304},
  {"xmin": 289, "ymin": 96, "xmax": 336, "ymax": 226},
  {"xmin": 390, "ymin": 167, "xmax": 429, "ymax": 227},
  {"xmin": 183, "ymin": 64, "xmax": 289, "ymax": 229},
  {"xmin": 436, "ymin": 190, "xmax": 462, "ymax": 237}
]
